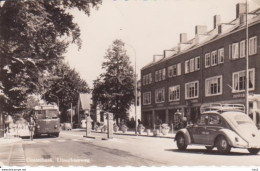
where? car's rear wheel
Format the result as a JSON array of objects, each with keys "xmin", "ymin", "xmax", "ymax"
[
  {"xmin": 176, "ymin": 134, "xmax": 187, "ymax": 151},
  {"xmin": 216, "ymin": 136, "xmax": 231, "ymax": 154},
  {"xmin": 248, "ymin": 148, "xmax": 260, "ymax": 155},
  {"xmin": 205, "ymin": 146, "xmax": 214, "ymax": 151}
]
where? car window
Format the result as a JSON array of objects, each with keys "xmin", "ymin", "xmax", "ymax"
[
  {"xmin": 197, "ymin": 115, "xmax": 208, "ymax": 126},
  {"xmin": 208, "ymin": 115, "xmax": 222, "ymax": 125}
]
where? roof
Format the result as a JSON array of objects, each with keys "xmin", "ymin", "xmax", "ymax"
[
  {"xmin": 79, "ymin": 93, "xmax": 92, "ymax": 110},
  {"xmin": 34, "ymin": 104, "xmax": 59, "ymax": 110},
  {"xmin": 200, "ymin": 103, "xmax": 245, "ymax": 114},
  {"xmin": 141, "ymin": 7, "xmax": 260, "ymax": 71}
]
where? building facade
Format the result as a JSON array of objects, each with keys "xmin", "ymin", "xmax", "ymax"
[{"xmin": 141, "ymin": 3, "xmax": 260, "ymax": 129}]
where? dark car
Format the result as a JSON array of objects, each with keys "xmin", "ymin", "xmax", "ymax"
[{"xmin": 174, "ymin": 104, "xmax": 260, "ymax": 154}]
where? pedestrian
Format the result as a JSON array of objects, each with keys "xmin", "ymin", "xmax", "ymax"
[{"xmin": 28, "ymin": 116, "xmax": 35, "ymax": 141}]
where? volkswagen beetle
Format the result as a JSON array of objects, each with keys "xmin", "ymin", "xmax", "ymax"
[{"xmin": 174, "ymin": 104, "xmax": 260, "ymax": 154}]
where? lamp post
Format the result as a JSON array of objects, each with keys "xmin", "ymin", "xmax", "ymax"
[
  {"xmin": 245, "ymin": 0, "xmax": 249, "ymax": 115},
  {"xmin": 124, "ymin": 42, "xmax": 138, "ymax": 136}
]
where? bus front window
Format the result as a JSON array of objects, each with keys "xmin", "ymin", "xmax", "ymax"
[
  {"xmin": 35, "ymin": 110, "xmax": 46, "ymax": 119},
  {"xmin": 46, "ymin": 110, "xmax": 58, "ymax": 119}
]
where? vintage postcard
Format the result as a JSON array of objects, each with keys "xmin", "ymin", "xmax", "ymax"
[{"xmin": 0, "ymin": 0, "xmax": 260, "ymax": 170}]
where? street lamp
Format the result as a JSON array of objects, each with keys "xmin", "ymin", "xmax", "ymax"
[
  {"xmin": 245, "ymin": 0, "xmax": 249, "ymax": 115},
  {"xmin": 124, "ymin": 42, "xmax": 138, "ymax": 136}
]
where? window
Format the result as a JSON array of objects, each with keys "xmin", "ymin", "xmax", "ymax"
[
  {"xmin": 185, "ymin": 81, "xmax": 199, "ymax": 99},
  {"xmin": 190, "ymin": 58, "xmax": 195, "ymax": 72},
  {"xmin": 155, "ymin": 71, "xmax": 159, "ymax": 82},
  {"xmin": 155, "ymin": 88, "xmax": 165, "ymax": 103},
  {"xmin": 232, "ymin": 68, "xmax": 255, "ymax": 93},
  {"xmin": 197, "ymin": 115, "xmax": 208, "ymax": 126},
  {"xmin": 158, "ymin": 70, "xmax": 162, "ymax": 81},
  {"xmin": 232, "ymin": 42, "xmax": 239, "ymax": 59},
  {"xmin": 208, "ymin": 115, "xmax": 222, "ymax": 125},
  {"xmin": 185, "ymin": 60, "xmax": 190, "ymax": 74},
  {"xmin": 169, "ymin": 85, "xmax": 180, "ymax": 101},
  {"xmin": 240, "ymin": 40, "xmax": 246, "ymax": 58},
  {"xmin": 205, "ymin": 53, "xmax": 211, "ymax": 68},
  {"xmin": 177, "ymin": 63, "xmax": 181, "ymax": 76},
  {"xmin": 162, "ymin": 68, "xmax": 166, "ymax": 80},
  {"xmin": 168, "ymin": 66, "xmax": 173, "ymax": 78},
  {"xmin": 149, "ymin": 73, "xmax": 152, "ymax": 84},
  {"xmin": 195, "ymin": 56, "xmax": 200, "ymax": 71},
  {"xmin": 205, "ymin": 75, "xmax": 222, "ymax": 96},
  {"xmin": 143, "ymin": 75, "xmax": 146, "ymax": 85},
  {"xmin": 249, "ymin": 36, "xmax": 257, "ymax": 55},
  {"xmin": 155, "ymin": 68, "xmax": 166, "ymax": 82},
  {"xmin": 168, "ymin": 63, "xmax": 181, "ymax": 77},
  {"xmin": 218, "ymin": 48, "xmax": 224, "ymax": 63},
  {"xmin": 143, "ymin": 73, "xmax": 152, "ymax": 85},
  {"xmin": 143, "ymin": 92, "xmax": 151, "ymax": 105},
  {"xmin": 172, "ymin": 65, "xmax": 177, "ymax": 76},
  {"xmin": 211, "ymin": 51, "xmax": 218, "ymax": 66}
]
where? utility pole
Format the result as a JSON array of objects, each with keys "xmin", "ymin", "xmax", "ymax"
[
  {"xmin": 245, "ymin": 0, "xmax": 249, "ymax": 115},
  {"xmin": 71, "ymin": 103, "xmax": 73, "ymax": 128},
  {"xmin": 123, "ymin": 41, "xmax": 138, "ymax": 135}
]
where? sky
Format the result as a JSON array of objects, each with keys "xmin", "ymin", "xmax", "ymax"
[{"xmin": 64, "ymin": 0, "xmax": 260, "ymax": 88}]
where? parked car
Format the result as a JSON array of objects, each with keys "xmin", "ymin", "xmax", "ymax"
[{"xmin": 175, "ymin": 104, "xmax": 260, "ymax": 154}]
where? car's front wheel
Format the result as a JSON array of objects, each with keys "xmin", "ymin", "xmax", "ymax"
[
  {"xmin": 248, "ymin": 148, "xmax": 260, "ymax": 155},
  {"xmin": 216, "ymin": 135, "xmax": 231, "ymax": 154},
  {"xmin": 176, "ymin": 134, "xmax": 187, "ymax": 151}
]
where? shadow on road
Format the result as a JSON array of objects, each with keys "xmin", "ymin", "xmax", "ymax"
[
  {"xmin": 21, "ymin": 134, "xmax": 58, "ymax": 139},
  {"xmin": 165, "ymin": 148, "xmax": 254, "ymax": 156}
]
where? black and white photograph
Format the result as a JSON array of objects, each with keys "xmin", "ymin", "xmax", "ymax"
[{"xmin": 0, "ymin": 0, "xmax": 260, "ymax": 169}]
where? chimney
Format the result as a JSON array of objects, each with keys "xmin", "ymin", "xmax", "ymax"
[
  {"xmin": 239, "ymin": 13, "xmax": 246, "ymax": 25},
  {"xmin": 180, "ymin": 33, "xmax": 187, "ymax": 43},
  {"xmin": 195, "ymin": 25, "xmax": 207, "ymax": 35},
  {"xmin": 214, "ymin": 15, "xmax": 221, "ymax": 29},
  {"xmin": 153, "ymin": 55, "xmax": 163, "ymax": 62},
  {"xmin": 218, "ymin": 25, "xmax": 223, "ymax": 34},
  {"xmin": 236, "ymin": 3, "xmax": 246, "ymax": 19}
]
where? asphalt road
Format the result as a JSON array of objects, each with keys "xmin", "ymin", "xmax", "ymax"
[
  {"xmin": 22, "ymin": 131, "xmax": 161, "ymax": 166},
  {"xmin": 19, "ymin": 130, "xmax": 260, "ymax": 166}
]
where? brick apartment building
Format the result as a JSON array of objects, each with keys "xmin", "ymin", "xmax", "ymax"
[{"xmin": 140, "ymin": 3, "xmax": 260, "ymax": 129}]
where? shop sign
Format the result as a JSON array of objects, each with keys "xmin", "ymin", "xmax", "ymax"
[
  {"xmin": 233, "ymin": 93, "xmax": 245, "ymax": 98},
  {"xmin": 143, "ymin": 105, "xmax": 153, "ymax": 108},
  {"xmin": 190, "ymin": 99, "xmax": 198, "ymax": 103},
  {"xmin": 156, "ymin": 104, "xmax": 164, "ymax": 107},
  {"xmin": 170, "ymin": 101, "xmax": 180, "ymax": 105}
]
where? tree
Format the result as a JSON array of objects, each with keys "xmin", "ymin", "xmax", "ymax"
[
  {"xmin": 44, "ymin": 62, "xmax": 89, "ymax": 122},
  {"xmin": 0, "ymin": 0, "xmax": 101, "ymax": 115},
  {"xmin": 92, "ymin": 39, "xmax": 135, "ymax": 124}
]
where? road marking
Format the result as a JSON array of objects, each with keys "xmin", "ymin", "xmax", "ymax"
[
  {"xmin": 56, "ymin": 139, "xmax": 66, "ymax": 142},
  {"xmin": 72, "ymin": 139, "xmax": 81, "ymax": 142},
  {"xmin": 41, "ymin": 140, "xmax": 50, "ymax": 143},
  {"xmin": 9, "ymin": 143, "xmax": 26, "ymax": 166}
]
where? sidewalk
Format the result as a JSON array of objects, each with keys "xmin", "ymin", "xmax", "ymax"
[
  {"xmin": 0, "ymin": 137, "xmax": 22, "ymax": 167},
  {"xmin": 72, "ymin": 128, "xmax": 176, "ymax": 139}
]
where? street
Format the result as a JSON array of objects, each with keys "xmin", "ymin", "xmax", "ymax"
[{"xmin": 2, "ymin": 130, "xmax": 259, "ymax": 166}]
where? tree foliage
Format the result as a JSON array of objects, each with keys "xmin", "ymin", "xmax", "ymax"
[
  {"xmin": 0, "ymin": 0, "xmax": 101, "ymax": 114},
  {"xmin": 44, "ymin": 62, "xmax": 89, "ymax": 122},
  {"xmin": 92, "ymin": 39, "xmax": 135, "ymax": 123}
]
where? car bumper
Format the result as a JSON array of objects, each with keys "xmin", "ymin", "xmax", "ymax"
[{"xmin": 248, "ymin": 143, "xmax": 260, "ymax": 149}]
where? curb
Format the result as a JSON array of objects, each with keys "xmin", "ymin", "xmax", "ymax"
[
  {"xmin": 0, "ymin": 137, "xmax": 22, "ymax": 146},
  {"xmin": 69, "ymin": 129, "xmax": 176, "ymax": 139},
  {"xmin": 90, "ymin": 131, "xmax": 176, "ymax": 139}
]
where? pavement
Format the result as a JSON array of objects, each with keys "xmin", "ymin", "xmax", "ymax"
[
  {"xmin": 74, "ymin": 128, "xmax": 176, "ymax": 139},
  {"xmin": 0, "ymin": 137, "xmax": 23, "ymax": 167}
]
